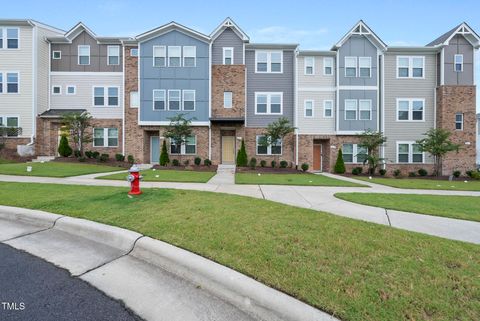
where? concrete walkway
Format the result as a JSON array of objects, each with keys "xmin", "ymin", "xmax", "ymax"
[
  {"xmin": 207, "ymin": 164, "xmax": 235, "ymax": 185},
  {"xmin": 0, "ymin": 172, "xmax": 479, "ymax": 244}
]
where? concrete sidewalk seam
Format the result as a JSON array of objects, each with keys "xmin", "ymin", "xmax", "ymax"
[
  {"xmin": 1, "ymin": 215, "xmax": 64, "ymax": 243},
  {"xmin": 384, "ymin": 209, "xmax": 392, "ymax": 226},
  {"xmin": 258, "ymin": 185, "xmax": 266, "ymax": 199}
]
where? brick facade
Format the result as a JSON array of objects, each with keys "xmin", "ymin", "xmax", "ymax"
[
  {"xmin": 211, "ymin": 65, "xmax": 245, "ymax": 118},
  {"xmin": 211, "ymin": 124, "xmax": 245, "ymax": 164},
  {"xmin": 243, "ymin": 127, "xmax": 295, "ymax": 166},
  {"xmin": 1, "ymin": 137, "xmax": 30, "ymax": 150}
]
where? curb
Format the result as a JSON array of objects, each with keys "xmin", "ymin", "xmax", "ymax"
[{"xmin": 0, "ymin": 205, "xmax": 62, "ymax": 228}]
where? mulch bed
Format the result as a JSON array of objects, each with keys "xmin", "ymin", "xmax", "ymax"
[
  {"xmin": 0, "ymin": 149, "xmax": 33, "ymax": 163},
  {"xmin": 343, "ymin": 173, "xmax": 474, "ymax": 181},
  {"xmin": 236, "ymin": 167, "xmax": 304, "ymax": 174},
  {"xmin": 152, "ymin": 164, "xmax": 217, "ymax": 172}
]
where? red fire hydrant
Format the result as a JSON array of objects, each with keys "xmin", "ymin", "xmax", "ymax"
[{"xmin": 127, "ymin": 164, "xmax": 142, "ymax": 195}]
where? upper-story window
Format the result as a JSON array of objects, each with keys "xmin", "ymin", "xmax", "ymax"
[
  {"xmin": 223, "ymin": 91, "xmax": 232, "ymax": 108},
  {"xmin": 107, "ymin": 46, "xmax": 120, "ymax": 65},
  {"xmin": 153, "ymin": 46, "xmax": 166, "ymax": 67},
  {"xmin": 168, "ymin": 46, "xmax": 181, "ymax": 67},
  {"xmin": 52, "ymin": 85, "xmax": 61, "ymax": 95},
  {"xmin": 358, "ymin": 100, "xmax": 372, "ymax": 120},
  {"xmin": 304, "ymin": 57, "xmax": 314, "ymax": 75},
  {"xmin": 323, "ymin": 100, "xmax": 333, "ymax": 118},
  {"xmin": 182, "ymin": 90, "xmax": 195, "ymax": 111},
  {"xmin": 304, "ymin": 100, "xmax": 313, "ymax": 117},
  {"xmin": 397, "ymin": 56, "xmax": 424, "ymax": 78},
  {"xmin": 52, "ymin": 51, "xmax": 61, "ymax": 60},
  {"xmin": 344, "ymin": 99, "xmax": 357, "ymax": 120},
  {"xmin": 66, "ymin": 86, "xmax": 76, "ymax": 95},
  {"xmin": 256, "ymin": 51, "xmax": 282, "ymax": 73},
  {"xmin": 93, "ymin": 87, "xmax": 118, "ymax": 107},
  {"xmin": 153, "ymin": 90, "xmax": 166, "ymax": 110},
  {"xmin": 130, "ymin": 48, "xmax": 138, "ymax": 57},
  {"xmin": 168, "ymin": 90, "xmax": 181, "ymax": 110},
  {"xmin": 455, "ymin": 113, "xmax": 463, "ymax": 130},
  {"xmin": 223, "ymin": 47, "xmax": 233, "ymax": 65},
  {"xmin": 0, "ymin": 73, "xmax": 2, "ymax": 93},
  {"xmin": 183, "ymin": 46, "xmax": 196, "ymax": 67},
  {"xmin": 78, "ymin": 45, "xmax": 90, "ymax": 65},
  {"xmin": 130, "ymin": 91, "xmax": 139, "ymax": 108},
  {"xmin": 345, "ymin": 57, "xmax": 357, "ymax": 77},
  {"xmin": 255, "ymin": 92, "xmax": 282, "ymax": 115},
  {"xmin": 454, "ymin": 54, "xmax": 463, "ymax": 72},
  {"xmin": 359, "ymin": 57, "xmax": 371, "ymax": 77},
  {"xmin": 323, "ymin": 57, "xmax": 333, "ymax": 75},
  {"xmin": 396, "ymin": 99, "xmax": 424, "ymax": 121},
  {"xmin": 5, "ymin": 72, "xmax": 19, "ymax": 93},
  {"xmin": 0, "ymin": 28, "xmax": 19, "ymax": 49}
]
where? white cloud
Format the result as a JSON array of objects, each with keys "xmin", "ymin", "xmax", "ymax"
[{"xmin": 250, "ymin": 26, "xmax": 329, "ymax": 49}]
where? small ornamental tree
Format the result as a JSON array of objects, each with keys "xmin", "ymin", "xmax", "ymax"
[
  {"xmin": 57, "ymin": 134, "xmax": 73, "ymax": 157},
  {"xmin": 358, "ymin": 129, "xmax": 387, "ymax": 176},
  {"xmin": 163, "ymin": 113, "xmax": 194, "ymax": 163},
  {"xmin": 236, "ymin": 139, "xmax": 248, "ymax": 167},
  {"xmin": 62, "ymin": 111, "xmax": 92, "ymax": 155},
  {"xmin": 260, "ymin": 117, "xmax": 295, "ymax": 164},
  {"xmin": 159, "ymin": 140, "xmax": 170, "ymax": 166},
  {"xmin": 334, "ymin": 148, "xmax": 346, "ymax": 174}
]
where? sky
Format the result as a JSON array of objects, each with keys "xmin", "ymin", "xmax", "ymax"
[{"xmin": 3, "ymin": 0, "xmax": 480, "ymax": 109}]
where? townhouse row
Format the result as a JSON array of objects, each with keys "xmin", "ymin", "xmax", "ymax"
[{"xmin": 0, "ymin": 18, "xmax": 478, "ymax": 174}]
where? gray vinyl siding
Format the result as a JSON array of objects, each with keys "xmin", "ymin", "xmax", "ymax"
[
  {"xmin": 338, "ymin": 35, "xmax": 378, "ymax": 86},
  {"xmin": 245, "ymin": 49, "xmax": 295, "ymax": 127},
  {"xmin": 443, "ymin": 35, "xmax": 474, "ymax": 85},
  {"xmin": 212, "ymin": 28, "xmax": 243, "ymax": 65},
  {"xmin": 51, "ymin": 31, "xmax": 123, "ymax": 72},
  {"xmin": 338, "ymin": 90, "xmax": 378, "ymax": 131},
  {"xmin": 139, "ymin": 30, "xmax": 209, "ymax": 122},
  {"xmin": 383, "ymin": 52, "xmax": 436, "ymax": 164}
]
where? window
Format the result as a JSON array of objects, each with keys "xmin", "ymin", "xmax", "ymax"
[
  {"xmin": 168, "ymin": 46, "xmax": 181, "ymax": 67},
  {"xmin": 0, "ymin": 73, "xmax": 2, "ymax": 93},
  {"xmin": 396, "ymin": 99, "xmax": 424, "ymax": 121},
  {"xmin": 344, "ymin": 99, "xmax": 357, "ymax": 120},
  {"xmin": 94, "ymin": 87, "xmax": 104, "ymax": 106},
  {"xmin": 223, "ymin": 47, "xmax": 233, "ymax": 65},
  {"xmin": 107, "ymin": 46, "xmax": 120, "ymax": 65},
  {"xmin": 0, "ymin": 28, "xmax": 2, "ymax": 49},
  {"xmin": 93, "ymin": 87, "xmax": 118, "ymax": 107},
  {"xmin": 93, "ymin": 128, "xmax": 118, "ymax": 147},
  {"xmin": 323, "ymin": 100, "xmax": 333, "ymax": 118},
  {"xmin": 455, "ymin": 113, "xmax": 463, "ymax": 130},
  {"xmin": 130, "ymin": 91, "xmax": 139, "ymax": 108},
  {"xmin": 168, "ymin": 90, "xmax": 181, "ymax": 110},
  {"xmin": 170, "ymin": 136, "xmax": 196, "ymax": 155},
  {"xmin": 153, "ymin": 90, "xmax": 166, "ymax": 110},
  {"xmin": 256, "ymin": 135, "xmax": 282, "ymax": 155},
  {"xmin": 397, "ymin": 142, "xmax": 423, "ymax": 163},
  {"xmin": 255, "ymin": 92, "xmax": 283, "ymax": 114},
  {"xmin": 0, "ymin": 28, "xmax": 19, "ymax": 49},
  {"xmin": 108, "ymin": 87, "xmax": 119, "ymax": 106},
  {"xmin": 7, "ymin": 73, "xmax": 18, "ymax": 93},
  {"xmin": 170, "ymin": 138, "xmax": 181, "ymax": 154},
  {"xmin": 130, "ymin": 48, "xmax": 138, "ymax": 57},
  {"xmin": 255, "ymin": 51, "xmax": 283, "ymax": 73},
  {"xmin": 153, "ymin": 46, "xmax": 166, "ymax": 67},
  {"xmin": 182, "ymin": 90, "xmax": 195, "ymax": 111},
  {"xmin": 223, "ymin": 91, "xmax": 232, "ymax": 108},
  {"xmin": 454, "ymin": 54, "xmax": 463, "ymax": 72},
  {"xmin": 52, "ymin": 51, "xmax": 61, "ymax": 59},
  {"xmin": 304, "ymin": 100, "xmax": 313, "ymax": 117},
  {"xmin": 358, "ymin": 100, "xmax": 372, "ymax": 120},
  {"xmin": 78, "ymin": 45, "xmax": 90, "ymax": 65},
  {"xmin": 305, "ymin": 57, "xmax": 314, "ymax": 75},
  {"xmin": 342, "ymin": 144, "xmax": 368, "ymax": 163},
  {"xmin": 324, "ymin": 57, "xmax": 333, "ymax": 75},
  {"xmin": 345, "ymin": 57, "xmax": 357, "ymax": 77},
  {"xmin": 66, "ymin": 86, "xmax": 76, "ymax": 95},
  {"xmin": 52, "ymin": 86, "xmax": 61, "ymax": 95},
  {"xmin": 0, "ymin": 117, "xmax": 19, "ymax": 137},
  {"xmin": 359, "ymin": 57, "xmax": 371, "ymax": 77},
  {"xmin": 397, "ymin": 56, "xmax": 424, "ymax": 78},
  {"xmin": 183, "ymin": 46, "xmax": 196, "ymax": 67},
  {"xmin": 342, "ymin": 143, "xmax": 354, "ymax": 162}
]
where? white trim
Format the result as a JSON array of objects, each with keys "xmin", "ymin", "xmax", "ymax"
[
  {"xmin": 152, "ymin": 89, "xmax": 166, "ymax": 111},
  {"xmin": 130, "ymin": 48, "xmax": 138, "ymax": 57},
  {"xmin": 396, "ymin": 56, "xmax": 425, "ymax": 79},
  {"xmin": 455, "ymin": 112, "xmax": 464, "ymax": 131},
  {"xmin": 223, "ymin": 91, "xmax": 233, "ymax": 108},
  {"xmin": 298, "ymin": 87, "xmax": 336, "ymax": 92},
  {"xmin": 454, "ymin": 54, "xmax": 463, "ymax": 72},
  {"xmin": 0, "ymin": 27, "xmax": 20, "ymax": 50},
  {"xmin": 1, "ymin": 71, "xmax": 20, "ymax": 94},
  {"xmin": 323, "ymin": 100, "xmax": 333, "ymax": 118},
  {"xmin": 78, "ymin": 45, "xmax": 90, "ymax": 65},
  {"xmin": 136, "ymin": 21, "xmax": 210, "ymax": 43},
  {"xmin": 182, "ymin": 89, "xmax": 196, "ymax": 111},
  {"xmin": 32, "ymin": 25, "xmax": 36, "ymax": 142},
  {"xmin": 255, "ymin": 50, "xmax": 283, "ymax": 73},
  {"xmin": 107, "ymin": 45, "xmax": 120, "ymax": 66},
  {"xmin": 358, "ymin": 56, "xmax": 372, "ymax": 78},
  {"xmin": 254, "ymin": 92, "xmax": 283, "ymax": 115},
  {"xmin": 323, "ymin": 57, "xmax": 333, "ymax": 76},
  {"xmin": 51, "ymin": 85, "xmax": 62, "ymax": 95},
  {"xmin": 255, "ymin": 135, "xmax": 283, "ymax": 156},
  {"xmin": 303, "ymin": 99, "xmax": 314, "ymax": 118},
  {"xmin": 294, "ymin": 50, "xmax": 298, "ymax": 165},
  {"xmin": 223, "ymin": 47, "xmax": 234, "ymax": 65},
  {"xmin": 153, "ymin": 45, "xmax": 166, "ymax": 67},
  {"xmin": 92, "ymin": 127, "xmax": 119, "ymax": 148},
  {"xmin": 358, "ymin": 99, "xmax": 372, "ymax": 120},
  {"xmin": 0, "ymin": 115, "xmax": 21, "ymax": 138},
  {"xmin": 167, "ymin": 46, "xmax": 181, "ymax": 67},
  {"xmin": 304, "ymin": 56, "xmax": 315, "ymax": 75},
  {"xmin": 344, "ymin": 56, "xmax": 357, "ymax": 77},
  {"xmin": 210, "ymin": 17, "xmax": 249, "ymax": 42},
  {"xmin": 52, "ymin": 50, "xmax": 61, "ymax": 59},
  {"xmin": 138, "ymin": 121, "xmax": 210, "ymax": 126},
  {"xmin": 167, "ymin": 89, "xmax": 181, "ymax": 111},
  {"xmin": 182, "ymin": 45, "xmax": 196, "ymax": 67},
  {"xmin": 92, "ymin": 86, "xmax": 120, "ymax": 107},
  {"xmin": 334, "ymin": 20, "xmax": 387, "ymax": 51},
  {"xmin": 344, "ymin": 99, "xmax": 357, "ymax": 120},
  {"xmin": 50, "ymin": 72, "xmax": 122, "ymax": 76},
  {"xmin": 122, "ymin": 46, "xmax": 125, "ymax": 155},
  {"xmin": 440, "ymin": 48, "xmax": 445, "ymax": 85},
  {"xmin": 395, "ymin": 98, "xmax": 425, "ymax": 122},
  {"xmin": 169, "ymin": 135, "xmax": 197, "ymax": 155},
  {"xmin": 341, "ymin": 143, "xmax": 368, "ymax": 164},
  {"xmin": 396, "ymin": 141, "xmax": 424, "ymax": 164},
  {"xmin": 130, "ymin": 91, "xmax": 139, "ymax": 108},
  {"xmin": 66, "ymin": 85, "xmax": 76, "ymax": 95}
]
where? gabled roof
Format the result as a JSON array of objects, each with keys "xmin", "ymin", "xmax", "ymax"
[
  {"xmin": 332, "ymin": 20, "xmax": 387, "ymax": 51},
  {"xmin": 246, "ymin": 43, "xmax": 298, "ymax": 50},
  {"xmin": 210, "ymin": 17, "xmax": 249, "ymax": 42},
  {"xmin": 65, "ymin": 22, "xmax": 97, "ymax": 41},
  {"xmin": 47, "ymin": 22, "xmax": 131, "ymax": 44},
  {"xmin": 427, "ymin": 22, "xmax": 480, "ymax": 49},
  {"xmin": 136, "ymin": 21, "xmax": 210, "ymax": 43},
  {"xmin": 0, "ymin": 19, "xmax": 64, "ymax": 34}
]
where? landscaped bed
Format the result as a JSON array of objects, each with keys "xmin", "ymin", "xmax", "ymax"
[
  {"xmin": 235, "ymin": 172, "xmax": 367, "ymax": 187},
  {"xmin": 352, "ymin": 176, "xmax": 480, "ymax": 191},
  {"xmin": 97, "ymin": 169, "xmax": 216, "ymax": 183},
  {"xmin": 335, "ymin": 192, "xmax": 480, "ymax": 222},
  {"xmin": 0, "ymin": 182, "xmax": 478, "ymax": 321},
  {"xmin": 0, "ymin": 162, "xmax": 122, "ymax": 177}
]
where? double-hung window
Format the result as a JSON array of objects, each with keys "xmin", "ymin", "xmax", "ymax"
[
  {"xmin": 345, "ymin": 57, "xmax": 357, "ymax": 77},
  {"xmin": 182, "ymin": 90, "xmax": 195, "ymax": 111},
  {"xmin": 396, "ymin": 99, "xmax": 424, "ymax": 121},
  {"xmin": 108, "ymin": 87, "xmax": 119, "ymax": 106},
  {"xmin": 304, "ymin": 100, "xmax": 313, "ymax": 117},
  {"xmin": 342, "ymin": 144, "xmax": 368, "ymax": 163},
  {"xmin": 168, "ymin": 46, "xmax": 181, "ymax": 67},
  {"xmin": 93, "ymin": 128, "xmax": 118, "ymax": 147},
  {"xmin": 305, "ymin": 57, "xmax": 314, "ymax": 75},
  {"xmin": 397, "ymin": 142, "xmax": 423, "ymax": 163},
  {"xmin": 255, "ymin": 92, "xmax": 282, "ymax": 114},
  {"xmin": 455, "ymin": 113, "xmax": 463, "ymax": 130},
  {"xmin": 359, "ymin": 57, "xmax": 371, "ymax": 77},
  {"xmin": 93, "ymin": 87, "xmax": 118, "ymax": 107},
  {"xmin": 255, "ymin": 51, "xmax": 283, "ymax": 73},
  {"xmin": 256, "ymin": 135, "xmax": 282, "ymax": 155},
  {"xmin": 454, "ymin": 54, "xmax": 463, "ymax": 72},
  {"xmin": 168, "ymin": 90, "xmax": 181, "ymax": 110},
  {"xmin": 358, "ymin": 100, "xmax": 372, "ymax": 120},
  {"xmin": 323, "ymin": 57, "xmax": 333, "ymax": 75},
  {"xmin": 0, "ymin": 117, "xmax": 19, "ymax": 137},
  {"xmin": 223, "ymin": 47, "xmax": 233, "ymax": 65},
  {"xmin": 183, "ymin": 46, "xmax": 196, "ymax": 67},
  {"xmin": 153, "ymin": 46, "xmax": 166, "ymax": 67},
  {"xmin": 0, "ymin": 28, "xmax": 19, "ymax": 49},
  {"xmin": 78, "ymin": 45, "xmax": 90, "ymax": 65},
  {"xmin": 323, "ymin": 100, "xmax": 333, "ymax": 118},
  {"xmin": 344, "ymin": 99, "xmax": 357, "ymax": 120},
  {"xmin": 107, "ymin": 46, "xmax": 120, "ymax": 65},
  {"xmin": 397, "ymin": 56, "xmax": 424, "ymax": 78},
  {"xmin": 6, "ymin": 73, "xmax": 18, "ymax": 93},
  {"xmin": 170, "ymin": 136, "xmax": 196, "ymax": 155},
  {"xmin": 153, "ymin": 90, "xmax": 166, "ymax": 110}
]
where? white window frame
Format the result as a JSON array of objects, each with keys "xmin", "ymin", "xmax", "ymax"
[
  {"xmin": 454, "ymin": 54, "xmax": 463, "ymax": 72},
  {"xmin": 170, "ymin": 135, "xmax": 197, "ymax": 155},
  {"xmin": 342, "ymin": 143, "xmax": 368, "ymax": 164},
  {"xmin": 0, "ymin": 115, "xmax": 20, "ymax": 137},
  {"xmin": 455, "ymin": 113, "xmax": 464, "ymax": 131},
  {"xmin": 323, "ymin": 100, "xmax": 333, "ymax": 118},
  {"xmin": 66, "ymin": 85, "xmax": 76, "ymax": 95},
  {"xmin": 256, "ymin": 135, "xmax": 283, "ymax": 155},
  {"xmin": 344, "ymin": 56, "xmax": 357, "ymax": 77},
  {"xmin": 255, "ymin": 50, "xmax": 283, "ymax": 73},
  {"xmin": 107, "ymin": 45, "xmax": 120, "ymax": 65},
  {"xmin": 344, "ymin": 99, "xmax": 357, "ymax": 120},
  {"xmin": 182, "ymin": 90, "xmax": 196, "ymax": 111},
  {"xmin": 358, "ymin": 99, "xmax": 372, "ymax": 120},
  {"xmin": 396, "ymin": 141, "xmax": 424, "ymax": 163},
  {"xmin": 52, "ymin": 50, "xmax": 61, "ymax": 60},
  {"xmin": 183, "ymin": 46, "xmax": 196, "ymax": 67},
  {"xmin": 167, "ymin": 89, "xmax": 181, "ymax": 110},
  {"xmin": 130, "ymin": 91, "xmax": 139, "ymax": 108},
  {"xmin": 304, "ymin": 100, "xmax": 314, "ymax": 117},
  {"xmin": 358, "ymin": 57, "xmax": 371, "ymax": 78},
  {"xmin": 78, "ymin": 45, "xmax": 90, "ymax": 65},
  {"xmin": 254, "ymin": 92, "xmax": 283, "ymax": 115},
  {"xmin": 304, "ymin": 57, "xmax": 315, "ymax": 75},
  {"xmin": 92, "ymin": 86, "xmax": 119, "ymax": 107},
  {"xmin": 52, "ymin": 85, "xmax": 62, "ymax": 95},
  {"xmin": 223, "ymin": 91, "xmax": 233, "ymax": 108},
  {"xmin": 323, "ymin": 57, "xmax": 333, "ymax": 76},
  {"xmin": 4, "ymin": 72, "xmax": 19, "ymax": 94},
  {"xmin": 396, "ymin": 56, "xmax": 425, "ymax": 79},
  {"xmin": 396, "ymin": 98, "xmax": 425, "ymax": 122},
  {"xmin": 93, "ymin": 128, "xmax": 118, "ymax": 147},
  {"xmin": 168, "ymin": 46, "xmax": 181, "ymax": 67},
  {"xmin": 223, "ymin": 47, "xmax": 234, "ymax": 65},
  {"xmin": 0, "ymin": 28, "xmax": 20, "ymax": 49},
  {"xmin": 153, "ymin": 46, "xmax": 166, "ymax": 67},
  {"xmin": 152, "ymin": 89, "xmax": 166, "ymax": 111},
  {"xmin": 130, "ymin": 48, "xmax": 138, "ymax": 57}
]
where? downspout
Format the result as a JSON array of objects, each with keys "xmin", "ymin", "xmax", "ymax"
[
  {"xmin": 294, "ymin": 49, "xmax": 299, "ymax": 167},
  {"xmin": 30, "ymin": 23, "xmax": 38, "ymax": 145},
  {"xmin": 122, "ymin": 43, "xmax": 126, "ymax": 155},
  {"xmin": 208, "ymin": 41, "xmax": 212, "ymax": 161}
]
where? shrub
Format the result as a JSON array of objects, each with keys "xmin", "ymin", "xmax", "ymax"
[
  {"xmin": 260, "ymin": 160, "xmax": 267, "ymax": 167},
  {"xmin": 271, "ymin": 160, "xmax": 277, "ymax": 168},
  {"xmin": 236, "ymin": 139, "xmax": 248, "ymax": 167},
  {"xmin": 466, "ymin": 170, "xmax": 473, "ymax": 178},
  {"xmin": 57, "ymin": 135, "xmax": 73, "ymax": 157},
  {"xmin": 471, "ymin": 171, "xmax": 480, "ymax": 180},
  {"xmin": 194, "ymin": 157, "xmax": 201, "ymax": 166},
  {"xmin": 74, "ymin": 150, "xmax": 82, "ymax": 158},
  {"xmin": 352, "ymin": 167, "xmax": 362, "ymax": 175},
  {"xmin": 92, "ymin": 151, "xmax": 100, "ymax": 159},
  {"xmin": 334, "ymin": 149, "xmax": 346, "ymax": 174},
  {"xmin": 379, "ymin": 169, "xmax": 387, "ymax": 176},
  {"xmin": 159, "ymin": 140, "xmax": 170, "ymax": 166},
  {"xmin": 301, "ymin": 163, "xmax": 309, "ymax": 172},
  {"xmin": 355, "ymin": 166, "xmax": 363, "ymax": 174},
  {"xmin": 393, "ymin": 169, "xmax": 401, "ymax": 177},
  {"xmin": 115, "ymin": 154, "xmax": 125, "ymax": 162},
  {"xmin": 127, "ymin": 155, "xmax": 134, "ymax": 164},
  {"xmin": 418, "ymin": 168, "xmax": 428, "ymax": 177},
  {"xmin": 77, "ymin": 156, "xmax": 86, "ymax": 162},
  {"xmin": 172, "ymin": 159, "xmax": 180, "ymax": 166},
  {"xmin": 183, "ymin": 159, "xmax": 190, "ymax": 166},
  {"xmin": 203, "ymin": 159, "xmax": 212, "ymax": 166},
  {"xmin": 279, "ymin": 160, "xmax": 288, "ymax": 168},
  {"xmin": 85, "ymin": 151, "xmax": 93, "ymax": 159},
  {"xmin": 453, "ymin": 170, "xmax": 461, "ymax": 178},
  {"xmin": 99, "ymin": 154, "xmax": 109, "ymax": 162},
  {"xmin": 249, "ymin": 157, "xmax": 257, "ymax": 169},
  {"xmin": 408, "ymin": 171, "xmax": 417, "ymax": 177}
]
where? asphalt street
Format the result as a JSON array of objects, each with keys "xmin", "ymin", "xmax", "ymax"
[{"xmin": 0, "ymin": 243, "xmax": 143, "ymax": 321}]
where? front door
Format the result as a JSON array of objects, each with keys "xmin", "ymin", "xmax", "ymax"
[
  {"xmin": 221, "ymin": 136, "xmax": 235, "ymax": 164},
  {"xmin": 313, "ymin": 144, "xmax": 322, "ymax": 171},
  {"xmin": 150, "ymin": 136, "xmax": 160, "ymax": 164}
]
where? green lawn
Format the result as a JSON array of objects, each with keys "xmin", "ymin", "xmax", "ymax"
[
  {"xmin": 0, "ymin": 158, "xmax": 16, "ymax": 164},
  {"xmin": 236, "ymin": 172, "xmax": 367, "ymax": 187},
  {"xmin": 335, "ymin": 193, "xmax": 480, "ymax": 222},
  {"xmin": 0, "ymin": 162, "xmax": 122, "ymax": 177},
  {"xmin": 353, "ymin": 176, "xmax": 480, "ymax": 191},
  {"xmin": 98, "ymin": 169, "xmax": 216, "ymax": 183},
  {"xmin": 0, "ymin": 182, "xmax": 479, "ymax": 321}
]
